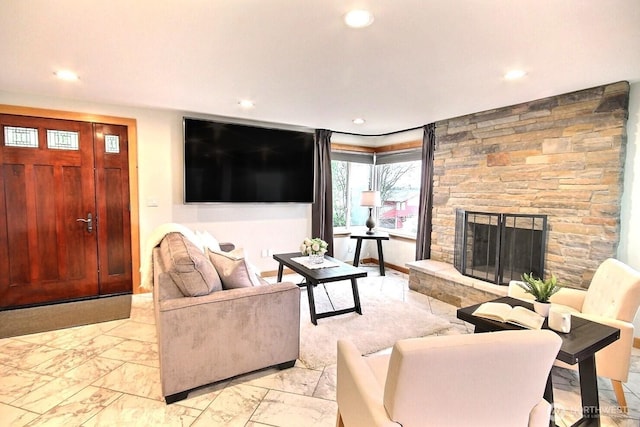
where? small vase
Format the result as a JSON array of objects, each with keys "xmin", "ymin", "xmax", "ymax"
[
  {"xmin": 308, "ymin": 253, "xmax": 324, "ymax": 264},
  {"xmin": 533, "ymin": 301, "xmax": 551, "ymax": 317}
]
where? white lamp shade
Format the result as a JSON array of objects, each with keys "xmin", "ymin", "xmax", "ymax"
[{"xmin": 360, "ymin": 190, "xmax": 381, "ymax": 207}]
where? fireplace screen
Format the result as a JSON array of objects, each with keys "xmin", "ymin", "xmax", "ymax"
[{"xmin": 454, "ymin": 210, "xmax": 547, "ymax": 285}]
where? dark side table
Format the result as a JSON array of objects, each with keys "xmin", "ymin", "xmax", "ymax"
[
  {"xmin": 350, "ymin": 231, "xmax": 389, "ymax": 276},
  {"xmin": 457, "ymin": 296, "xmax": 620, "ymax": 427}
]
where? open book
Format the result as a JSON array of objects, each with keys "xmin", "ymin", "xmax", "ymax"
[{"xmin": 472, "ymin": 302, "xmax": 545, "ymax": 330}]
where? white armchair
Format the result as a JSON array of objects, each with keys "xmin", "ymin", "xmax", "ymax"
[
  {"xmin": 508, "ymin": 258, "xmax": 640, "ymax": 411},
  {"xmin": 336, "ymin": 330, "xmax": 562, "ymax": 427}
]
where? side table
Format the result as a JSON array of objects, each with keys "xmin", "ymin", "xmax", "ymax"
[
  {"xmin": 350, "ymin": 231, "xmax": 389, "ymax": 276},
  {"xmin": 457, "ymin": 296, "xmax": 620, "ymax": 427}
]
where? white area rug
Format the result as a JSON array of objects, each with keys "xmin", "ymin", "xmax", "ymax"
[{"xmin": 297, "ymin": 275, "xmax": 452, "ymax": 369}]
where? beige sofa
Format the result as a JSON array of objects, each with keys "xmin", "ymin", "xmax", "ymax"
[{"xmin": 152, "ymin": 230, "xmax": 301, "ymax": 403}]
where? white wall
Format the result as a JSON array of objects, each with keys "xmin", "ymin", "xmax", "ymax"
[
  {"xmin": 619, "ymin": 82, "xmax": 640, "ymax": 334},
  {"xmin": 619, "ymin": 82, "xmax": 640, "ymax": 269}
]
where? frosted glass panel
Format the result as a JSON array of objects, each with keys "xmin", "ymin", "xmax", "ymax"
[
  {"xmin": 47, "ymin": 130, "xmax": 79, "ymax": 150},
  {"xmin": 4, "ymin": 126, "xmax": 38, "ymax": 148},
  {"xmin": 105, "ymin": 134, "xmax": 120, "ymax": 153}
]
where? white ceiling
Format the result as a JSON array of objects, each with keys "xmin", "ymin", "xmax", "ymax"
[{"xmin": 1, "ymin": 1, "xmax": 639, "ymax": 135}]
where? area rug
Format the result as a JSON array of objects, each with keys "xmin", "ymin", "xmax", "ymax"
[{"xmin": 298, "ymin": 276, "xmax": 452, "ymax": 369}]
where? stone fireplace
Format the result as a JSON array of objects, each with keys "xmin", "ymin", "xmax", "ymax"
[{"xmin": 409, "ymin": 81, "xmax": 629, "ymax": 305}]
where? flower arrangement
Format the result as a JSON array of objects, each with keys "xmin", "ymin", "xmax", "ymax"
[
  {"xmin": 517, "ymin": 272, "xmax": 562, "ymax": 303},
  {"xmin": 300, "ymin": 237, "xmax": 328, "ymax": 256}
]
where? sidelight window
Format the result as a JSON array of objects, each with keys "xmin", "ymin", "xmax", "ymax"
[{"xmin": 105, "ymin": 134, "xmax": 120, "ymax": 153}]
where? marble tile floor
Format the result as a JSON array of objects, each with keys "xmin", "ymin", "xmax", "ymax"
[{"xmin": 0, "ymin": 265, "xmax": 638, "ymax": 426}]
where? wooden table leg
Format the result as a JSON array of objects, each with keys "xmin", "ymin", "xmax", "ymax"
[
  {"xmin": 350, "ymin": 278, "xmax": 362, "ymax": 315},
  {"xmin": 277, "ymin": 263, "xmax": 284, "ymax": 282},
  {"xmin": 353, "ymin": 238, "xmax": 363, "ymax": 267},
  {"xmin": 307, "ymin": 283, "xmax": 318, "ymax": 325},
  {"xmin": 376, "ymin": 239, "xmax": 385, "ymax": 276},
  {"xmin": 571, "ymin": 355, "xmax": 600, "ymax": 427}
]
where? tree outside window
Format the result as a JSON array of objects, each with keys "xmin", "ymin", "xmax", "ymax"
[
  {"xmin": 332, "ymin": 160, "xmax": 371, "ymax": 229},
  {"xmin": 332, "ymin": 161, "xmax": 348, "ymax": 227},
  {"xmin": 375, "ymin": 160, "xmax": 421, "ymax": 235}
]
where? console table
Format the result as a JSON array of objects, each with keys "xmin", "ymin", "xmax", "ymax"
[
  {"xmin": 350, "ymin": 231, "xmax": 389, "ymax": 276},
  {"xmin": 458, "ymin": 296, "xmax": 620, "ymax": 427}
]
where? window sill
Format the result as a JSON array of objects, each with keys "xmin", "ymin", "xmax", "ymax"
[
  {"xmin": 384, "ymin": 230, "xmax": 417, "ymax": 241},
  {"xmin": 333, "ymin": 228, "xmax": 416, "ymax": 242}
]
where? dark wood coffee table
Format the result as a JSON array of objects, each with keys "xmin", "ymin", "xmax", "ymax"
[
  {"xmin": 458, "ymin": 296, "xmax": 620, "ymax": 427},
  {"xmin": 273, "ymin": 252, "xmax": 367, "ymax": 325}
]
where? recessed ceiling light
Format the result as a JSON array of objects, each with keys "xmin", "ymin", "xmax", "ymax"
[
  {"xmin": 238, "ymin": 99, "xmax": 255, "ymax": 108},
  {"xmin": 344, "ymin": 10, "xmax": 374, "ymax": 28},
  {"xmin": 504, "ymin": 69, "xmax": 527, "ymax": 80},
  {"xmin": 54, "ymin": 70, "xmax": 79, "ymax": 81},
  {"xmin": 353, "ymin": 118, "xmax": 366, "ymax": 125}
]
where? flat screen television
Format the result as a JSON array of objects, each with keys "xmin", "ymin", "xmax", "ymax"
[{"xmin": 183, "ymin": 118, "xmax": 316, "ymax": 203}]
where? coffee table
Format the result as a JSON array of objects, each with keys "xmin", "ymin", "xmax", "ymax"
[
  {"xmin": 457, "ymin": 296, "xmax": 620, "ymax": 427},
  {"xmin": 273, "ymin": 252, "xmax": 367, "ymax": 325}
]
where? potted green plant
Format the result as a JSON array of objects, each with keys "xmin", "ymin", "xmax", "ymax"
[{"xmin": 516, "ymin": 272, "xmax": 562, "ymax": 317}]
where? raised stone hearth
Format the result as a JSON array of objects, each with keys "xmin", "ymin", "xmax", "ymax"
[{"xmin": 407, "ymin": 260, "xmax": 507, "ymax": 308}]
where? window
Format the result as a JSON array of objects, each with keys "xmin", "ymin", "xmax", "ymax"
[
  {"xmin": 332, "ymin": 148, "xmax": 422, "ymax": 237},
  {"xmin": 332, "ymin": 155, "xmax": 372, "ymax": 229},
  {"xmin": 375, "ymin": 159, "xmax": 422, "ymax": 236}
]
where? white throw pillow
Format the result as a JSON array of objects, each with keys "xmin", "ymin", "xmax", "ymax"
[{"xmin": 196, "ymin": 230, "xmax": 221, "ymax": 252}]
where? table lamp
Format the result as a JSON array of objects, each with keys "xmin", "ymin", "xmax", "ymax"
[{"xmin": 360, "ymin": 190, "xmax": 381, "ymax": 234}]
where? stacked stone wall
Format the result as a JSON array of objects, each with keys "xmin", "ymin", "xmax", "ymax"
[{"xmin": 430, "ymin": 81, "xmax": 629, "ymax": 289}]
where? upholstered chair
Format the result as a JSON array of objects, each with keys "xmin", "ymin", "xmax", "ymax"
[
  {"xmin": 508, "ymin": 258, "xmax": 640, "ymax": 411},
  {"xmin": 336, "ymin": 330, "xmax": 562, "ymax": 427}
]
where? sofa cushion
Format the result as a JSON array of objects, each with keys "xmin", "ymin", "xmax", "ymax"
[
  {"xmin": 161, "ymin": 232, "xmax": 222, "ymax": 296},
  {"xmin": 208, "ymin": 248, "xmax": 263, "ymax": 289}
]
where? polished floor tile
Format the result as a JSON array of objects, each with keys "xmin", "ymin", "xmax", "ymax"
[{"xmin": 0, "ymin": 266, "xmax": 637, "ymax": 426}]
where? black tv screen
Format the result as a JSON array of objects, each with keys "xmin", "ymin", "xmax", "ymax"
[{"xmin": 184, "ymin": 118, "xmax": 316, "ymax": 203}]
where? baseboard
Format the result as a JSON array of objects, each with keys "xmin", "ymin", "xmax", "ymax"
[
  {"xmin": 0, "ymin": 294, "xmax": 132, "ymax": 339},
  {"xmin": 362, "ymin": 258, "xmax": 410, "ymax": 274},
  {"xmin": 261, "ymin": 268, "xmax": 295, "ymax": 278},
  {"xmin": 634, "ymin": 337, "xmax": 640, "ymax": 349}
]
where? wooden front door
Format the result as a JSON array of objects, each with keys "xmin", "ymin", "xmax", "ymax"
[
  {"xmin": 0, "ymin": 115, "xmax": 132, "ymax": 309},
  {"xmin": 94, "ymin": 123, "xmax": 132, "ymax": 295}
]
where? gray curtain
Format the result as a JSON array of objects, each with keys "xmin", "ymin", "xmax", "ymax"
[
  {"xmin": 312, "ymin": 129, "xmax": 334, "ymax": 256},
  {"xmin": 415, "ymin": 123, "xmax": 436, "ymax": 260}
]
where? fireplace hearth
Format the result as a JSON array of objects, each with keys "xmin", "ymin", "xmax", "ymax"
[{"xmin": 454, "ymin": 210, "xmax": 547, "ymax": 286}]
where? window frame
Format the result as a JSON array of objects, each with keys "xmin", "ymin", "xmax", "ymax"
[{"xmin": 331, "ymin": 142, "xmax": 422, "ymax": 239}]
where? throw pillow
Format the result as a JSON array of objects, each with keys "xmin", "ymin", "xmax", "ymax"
[
  {"xmin": 162, "ymin": 232, "xmax": 223, "ymax": 296},
  {"xmin": 208, "ymin": 248, "xmax": 263, "ymax": 289}
]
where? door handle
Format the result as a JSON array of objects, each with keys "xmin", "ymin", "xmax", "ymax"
[{"xmin": 76, "ymin": 213, "xmax": 93, "ymax": 233}]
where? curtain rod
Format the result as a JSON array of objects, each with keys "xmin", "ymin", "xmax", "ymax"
[{"xmin": 330, "ymin": 124, "xmax": 425, "ymax": 137}]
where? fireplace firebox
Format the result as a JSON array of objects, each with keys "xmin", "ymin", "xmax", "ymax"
[{"xmin": 454, "ymin": 210, "xmax": 547, "ymax": 286}]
